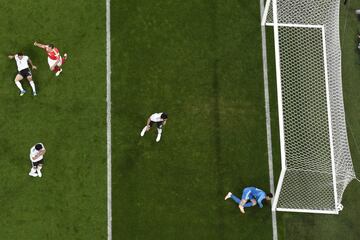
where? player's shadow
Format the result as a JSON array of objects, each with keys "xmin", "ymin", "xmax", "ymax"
[
  {"xmin": 212, "ymin": 58, "xmax": 226, "ymax": 239},
  {"xmin": 22, "ymin": 45, "xmax": 43, "ymax": 92},
  {"xmin": 212, "ymin": 59, "xmax": 222, "ymax": 169},
  {"xmin": 22, "ymin": 45, "xmax": 42, "ymax": 67}
]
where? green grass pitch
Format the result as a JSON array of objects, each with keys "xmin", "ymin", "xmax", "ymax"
[
  {"xmin": 0, "ymin": 0, "xmax": 359, "ymax": 239},
  {"xmin": 0, "ymin": 0, "xmax": 106, "ymax": 239}
]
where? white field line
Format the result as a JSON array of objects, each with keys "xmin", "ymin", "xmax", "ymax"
[
  {"xmin": 260, "ymin": 0, "xmax": 278, "ymax": 240},
  {"xmin": 106, "ymin": 0, "xmax": 112, "ymax": 239}
]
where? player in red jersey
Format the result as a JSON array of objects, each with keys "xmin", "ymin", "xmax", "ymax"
[{"xmin": 34, "ymin": 41, "xmax": 67, "ymax": 76}]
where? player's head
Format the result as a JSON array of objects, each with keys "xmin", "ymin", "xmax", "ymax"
[
  {"xmin": 265, "ymin": 193, "xmax": 273, "ymax": 201},
  {"xmin": 35, "ymin": 144, "xmax": 43, "ymax": 151},
  {"xmin": 161, "ymin": 113, "xmax": 168, "ymax": 120},
  {"xmin": 17, "ymin": 52, "xmax": 23, "ymax": 59},
  {"xmin": 46, "ymin": 44, "xmax": 54, "ymax": 52}
]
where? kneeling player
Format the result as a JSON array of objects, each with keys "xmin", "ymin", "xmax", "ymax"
[
  {"xmin": 225, "ymin": 187, "xmax": 273, "ymax": 214},
  {"xmin": 8, "ymin": 53, "xmax": 37, "ymax": 96},
  {"xmin": 29, "ymin": 143, "xmax": 46, "ymax": 178},
  {"xmin": 140, "ymin": 112, "xmax": 168, "ymax": 142},
  {"xmin": 34, "ymin": 41, "xmax": 67, "ymax": 76}
]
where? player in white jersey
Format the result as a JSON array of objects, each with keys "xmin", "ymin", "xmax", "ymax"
[
  {"xmin": 29, "ymin": 143, "xmax": 46, "ymax": 177},
  {"xmin": 8, "ymin": 52, "xmax": 37, "ymax": 96},
  {"xmin": 140, "ymin": 112, "xmax": 168, "ymax": 142}
]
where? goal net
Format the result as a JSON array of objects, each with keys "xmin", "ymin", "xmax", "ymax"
[{"xmin": 262, "ymin": 0, "xmax": 357, "ymax": 214}]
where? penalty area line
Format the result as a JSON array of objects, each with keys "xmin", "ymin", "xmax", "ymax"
[{"xmin": 260, "ymin": 1, "xmax": 278, "ymax": 240}]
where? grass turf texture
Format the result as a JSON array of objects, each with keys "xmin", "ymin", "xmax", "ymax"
[
  {"xmin": 0, "ymin": 1, "xmax": 359, "ymax": 239},
  {"xmin": 0, "ymin": 1, "xmax": 106, "ymax": 239},
  {"xmin": 112, "ymin": 1, "xmax": 360, "ymax": 240},
  {"xmin": 111, "ymin": 1, "xmax": 273, "ymax": 239}
]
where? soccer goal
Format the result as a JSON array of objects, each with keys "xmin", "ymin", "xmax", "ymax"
[{"xmin": 261, "ymin": 0, "xmax": 357, "ymax": 214}]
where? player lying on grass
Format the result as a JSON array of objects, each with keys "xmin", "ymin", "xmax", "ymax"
[
  {"xmin": 33, "ymin": 41, "xmax": 67, "ymax": 76},
  {"xmin": 225, "ymin": 187, "xmax": 273, "ymax": 214},
  {"xmin": 29, "ymin": 143, "xmax": 46, "ymax": 178},
  {"xmin": 8, "ymin": 53, "xmax": 37, "ymax": 96},
  {"xmin": 140, "ymin": 112, "xmax": 168, "ymax": 142}
]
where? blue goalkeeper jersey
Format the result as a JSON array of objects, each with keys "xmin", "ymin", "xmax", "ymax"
[{"xmin": 243, "ymin": 187, "xmax": 266, "ymax": 208}]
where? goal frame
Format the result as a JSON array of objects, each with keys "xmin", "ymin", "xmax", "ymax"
[{"xmin": 262, "ymin": 0, "xmax": 339, "ymax": 214}]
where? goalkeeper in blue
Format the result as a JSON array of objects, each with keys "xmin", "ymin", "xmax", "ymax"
[{"xmin": 225, "ymin": 187, "xmax": 273, "ymax": 214}]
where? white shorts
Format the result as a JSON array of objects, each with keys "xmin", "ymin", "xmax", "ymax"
[{"xmin": 47, "ymin": 57, "xmax": 62, "ymax": 69}]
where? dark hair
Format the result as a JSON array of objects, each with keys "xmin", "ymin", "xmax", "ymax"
[
  {"xmin": 161, "ymin": 112, "xmax": 168, "ymax": 119},
  {"xmin": 266, "ymin": 193, "xmax": 273, "ymax": 198},
  {"xmin": 17, "ymin": 52, "xmax": 23, "ymax": 56},
  {"xmin": 35, "ymin": 144, "xmax": 43, "ymax": 150},
  {"xmin": 48, "ymin": 44, "xmax": 54, "ymax": 49}
]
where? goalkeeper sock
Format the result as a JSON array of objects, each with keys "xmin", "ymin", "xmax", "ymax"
[
  {"xmin": 230, "ymin": 194, "xmax": 241, "ymax": 204},
  {"xmin": 243, "ymin": 201, "xmax": 255, "ymax": 208}
]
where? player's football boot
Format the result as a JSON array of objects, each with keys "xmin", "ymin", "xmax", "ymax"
[
  {"xmin": 225, "ymin": 192, "xmax": 232, "ymax": 200},
  {"xmin": 20, "ymin": 90, "xmax": 26, "ymax": 96},
  {"xmin": 55, "ymin": 68, "xmax": 63, "ymax": 76},
  {"xmin": 156, "ymin": 133, "xmax": 161, "ymax": 142}
]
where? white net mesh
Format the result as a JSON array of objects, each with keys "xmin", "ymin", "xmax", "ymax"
[{"xmin": 264, "ymin": 0, "xmax": 357, "ymax": 213}]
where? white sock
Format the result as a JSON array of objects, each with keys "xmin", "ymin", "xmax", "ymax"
[
  {"xmin": 29, "ymin": 81, "xmax": 36, "ymax": 93},
  {"xmin": 30, "ymin": 167, "xmax": 37, "ymax": 174},
  {"xmin": 141, "ymin": 126, "xmax": 148, "ymax": 136},
  {"xmin": 157, "ymin": 128, "xmax": 162, "ymax": 135},
  {"xmin": 15, "ymin": 81, "xmax": 24, "ymax": 91}
]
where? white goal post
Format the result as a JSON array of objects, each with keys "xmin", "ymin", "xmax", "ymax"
[{"xmin": 262, "ymin": 0, "xmax": 357, "ymax": 214}]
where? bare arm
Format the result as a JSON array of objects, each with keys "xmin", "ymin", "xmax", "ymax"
[
  {"xmin": 163, "ymin": 119, "xmax": 167, "ymax": 125},
  {"xmin": 32, "ymin": 148, "xmax": 46, "ymax": 160},
  {"xmin": 34, "ymin": 41, "xmax": 47, "ymax": 49},
  {"xmin": 8, "ymin": 54, "xmax": 15, "ymax": 59},
  {"xmin": 146, "ymin": 117, "xmax": 151, "ymax": 126},
  {"xmin": 28, "ymin": 58, "xmax": 37, "ymax": 70}
]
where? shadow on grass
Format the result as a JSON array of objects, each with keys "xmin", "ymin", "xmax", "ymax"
[{"xmin": 212, "ymin": 58, "xmax": 226, "ymax": 239}]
